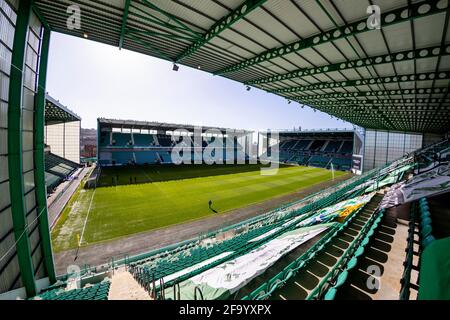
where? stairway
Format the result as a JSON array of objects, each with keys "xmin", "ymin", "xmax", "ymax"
[
  {"xmin": 272, "ymin": 193, "xmax": 384, "ymax": 300},
  {"xmin": 108, "ymin": 268, "xmax": 152, "ymax": 300}
]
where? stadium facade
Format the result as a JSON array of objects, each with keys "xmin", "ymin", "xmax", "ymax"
[
  {"xmin": 0, "ymin": 0, "xmax": 449, "ymax": 301},
  {"xmin": 44, "ymin": 94, "xmax": 80, "ymax": 164}
]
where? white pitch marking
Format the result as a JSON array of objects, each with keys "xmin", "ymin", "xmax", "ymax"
[{"xmin": 79, "ymin": 189, "xmax": 96, "ymax": 246}]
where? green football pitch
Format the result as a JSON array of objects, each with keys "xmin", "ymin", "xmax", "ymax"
[{"xmin": 51, "ymin": 164, "xmax": 346, "ymax": 252}]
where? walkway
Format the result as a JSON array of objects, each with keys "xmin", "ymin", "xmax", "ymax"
[
  {"xmin": 108, "ymin": 268, "xmax": 152, "ymax": 300},
  {"xmin": 48, "ymin": 166, "xmax": 91, "ymax": 228}
]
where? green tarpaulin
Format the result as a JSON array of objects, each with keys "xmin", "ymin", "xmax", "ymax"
[{"xmin": 418, "ymin": 237, "xmax": 450, "ymax": 300}]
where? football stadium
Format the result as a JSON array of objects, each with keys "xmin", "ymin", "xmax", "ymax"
[{"xmin": 0, "ymin": 0, "xmax": 450, "ymax": 306}]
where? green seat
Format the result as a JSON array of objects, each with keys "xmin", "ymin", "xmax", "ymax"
[
  {"xmin": 421, "ymin": 211, "xmax": 431, "ymax": 219},
  {"xmin": 283, "ymin": 269, "xmax": 294, "ymax": 282},
  {"xmin": 422, "ymin": 235, "xmax": 435, "ymax": 248},
  {"xmin": 354, "ymin": 246, "xmax": 364, "ymax": 258},
  {"xmin": 422, "ymin": 217, "xmax": 432, "ymax": 226},
  {"xmin": 335, "ymin": 271, "xmax": 348, "ymax": 288},
  {"xmin": 346, "ymin": 257, "xmax": 358, "ymax": 270},
  {"xmin": 296, "ymin": 260, "xmax": 306, "ymax": 270},
  {"xmin": 361, "ymin": 237, "xmax": 370, "ymax": 248},
  {"xmin": 421, "ymin": 224, "xmax": 432, "ymax": 238},
  {"xmin": 324, "ymin": 287, "xmax": 337, "ymax": 300}
]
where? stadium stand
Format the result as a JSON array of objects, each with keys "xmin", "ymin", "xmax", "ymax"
[
  {"xmin": 112, "ymin": 132, "xmax": 132, "ymax": 146},
  {"xmin": 324, "ymin": 141, "xmax": 342, "ymax": 153},
  {"xmin": 133, "ymin": 133, "xmax": 155, "ymax": 146},
  {"xmin": 97, "ymin": 119, "xmax": 251, "ymax": 166},
  {"xmin": 20, "ymin": 137, "xmax": 449, "ymax": 300},
  {"xmin": 156, "ymin": 134, "xmax": 173, "ymax": 147},
  {"xmin": 31, "ymin": 280, "xmax": 111, "ymax": 301},
  {"xmin": 124, "ymin": 158, "xmax": 399, "ymax": 299},
  {"xmin": 44, "ymin": 152, "xmax": 80, "ymax": 191},
  {"xmin": 339, "ymin": 141, "xmax": 353, "ymax": 154},
  {"xmin": 308, "ymin": 140, "xmax": 326, "ymax": 151},
  {"xmin": 274, "ymin": 130, "xmax": 359, "ymax": 171},
  {"xmin": 329, "ymin": 158, "xmax": 352, "ymax": 171},
  {"xmin": 309, "ymin": 155, "xmax": 331, "ymax": 168}
]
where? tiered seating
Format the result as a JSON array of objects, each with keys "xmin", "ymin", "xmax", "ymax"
[
  {"xmin": 44, "ymin": 153, "xmax": 79, "ymax": 191},
  {"xmin": 308, "ymin": 140, "xmax": 326, "ymax": 151},
  {"xmin": 112, "ymin": 132, "xmax": 131, "ymax": 146},
  {"xmin": 157, "ymin": 134, "xmax": 173, "ymax": 147},
  {"xmin": 400, "ymin": 202, "xmax": 419, "ymax": 300},
  {"xmin": 339, "ymin": 141, "xmax": 353, "ymax": 153},
  {"xmin": 158, "ymin": 152, "xmax": 172, "ymax": 163},
  {"xmin": 126, "ymin": 167, "xmax": 382, "ymax": 299},
  {"xmin": 279, "ymin": 151, "xmax": 292, "ymax": 162},
  {"xmin": 133, "ymin": 133, "xmax": 155, "ymax": 146},
  {"xmin": 324, "ymin": 141, "xmax": 342, "ymax": 153},
  {"xmin": 242, "ymin": 194, "xmax": 384, "ymax": 300},
  {"xmin": 135, "ymin": 151, "xmax": 158, "ymax": 164},
  {"xmin": 281, "ymin": 140, "xmax": 298, "ymax": 149},
  {"xmin": 32, "ymin": 280, "xmax": 110, "ymax": 300},
  {"xmin": 294, "ymin": 140, "xmax": 311, "ymax": 150},
  {"xmin": 324, "ymin": 208, "xmax": 386, "ymax": 300},
  {"xmin": 400, "ymin": 197, "xmax": 436, "ymax": 300},
  {"xmin": 99, "ymin": 131, "xmax": 109, "ymax": 146},
  {"xmin": 129, "ymin": 223, "xmax": 280, "ymax": 294},
  {"xmin": 329, "ymin": 158, "xmax": 351, "ymax": 171},
  {"xmin": 112, "ymin": 152, "xmax": 134, "ymax": 165},
  {"xmin": 297, "ymin": 155, "xmax": 310, "ymax": 165},
  {"xmin": 309, "ymin": 155, "xmax": 330, "ymax": 168},
  {"xmin": 418, "ymin": 198, "xmax": 435, "ymax": 248},
  {"xmin": 45, "ymin": 153, "xmax": 79, "ymax": 177},
  {"xmin": 45, "ymin": 171, "xmax": 62, "ymax": 190}
]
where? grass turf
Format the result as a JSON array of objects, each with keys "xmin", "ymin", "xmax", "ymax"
[{"xmin": 51, "ymin": 164, "xmax": 346, "ymax": 252}]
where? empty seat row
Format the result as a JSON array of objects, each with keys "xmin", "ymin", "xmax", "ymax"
[
  {"xmin": 324, "ymin": 209, "xmax": 385, "ymax": 300},
  {"xmin": 31, "ymin": 280, "xmax": 110, "ymax": 300},
  {"xmin": 242, "ymin": 198, "xmax": 379, "ymax": 300}
]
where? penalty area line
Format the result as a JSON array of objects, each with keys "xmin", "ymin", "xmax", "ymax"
[{"xmin": 79, "ymin": 189, "xmax": 96, "ymax": 246}]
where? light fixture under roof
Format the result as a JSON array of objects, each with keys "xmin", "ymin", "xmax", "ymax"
[
  {"xmin": 172, "ymin": 64, "xmax": 179, "ymax": 71},
  {"xmin": 83, "ymin": 33, "xmax": 88, "ymax": 38}
]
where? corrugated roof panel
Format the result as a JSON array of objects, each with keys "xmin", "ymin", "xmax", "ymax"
[
  {"xmin": 210, "ymin": 29, "xmax": 264, "ymax": 58},
  {"xmin": 263, "ymin": 0, "xmax": 319, "ymax": 38},
  {"xmin": 34, "ymin": 0, "xmax": 450, "ymax": 133},
  {"xmin": 302, "ymin": 43, "xmax": 343, "ymax": 65},
  {"xmin": 244, "ymin": 5, "xmax": 299, "ymax": 45},
  {"xmin": 414, "ymin": 13, "xmax": 447, "ymax": 47}
]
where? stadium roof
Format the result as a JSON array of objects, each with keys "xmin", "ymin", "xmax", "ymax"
[
  {"xmin": 98, "ymin": 118, "xmax": 252, "ymax": 134},
  {"xmin": 34, "ymin": 0, "xmax": 450, "ymax": 133},
  {"xmin": 45, "ymin": 94, "xmax": 81, "ymax": 124}
]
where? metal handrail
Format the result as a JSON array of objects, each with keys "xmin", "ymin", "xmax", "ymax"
[{"xmin": 194, "ymin": 286, "xmax": 204, "ymax": 300}]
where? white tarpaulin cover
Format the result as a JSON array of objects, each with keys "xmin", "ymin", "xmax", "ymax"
[
  {"xmin": 365, "ymin": 163, "xmax": 414, "ymax": 193},
  {"xmin": 165, "ymin": 223, "xmax": 333, "ymax": 300},
  {"xmin": 297, "ymin": 192, "xmax": 376, "ymax": 227},
  {"xmin": 380, "ymin": 164, "xmax": 450, "ymax": 209}
]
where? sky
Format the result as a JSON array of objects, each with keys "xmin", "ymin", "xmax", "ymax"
[{"xmin": 46, "ymin": 33, "xmax": 353, "ymax": 132}]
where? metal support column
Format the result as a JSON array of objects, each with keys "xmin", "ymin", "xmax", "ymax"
[
  {"xmin": 34, "ymin": 26, "xmax": 56, "ymax": 284},
  {"xmin": 8, "ymin": 0, "xmax": 36, "ymax": 297}
]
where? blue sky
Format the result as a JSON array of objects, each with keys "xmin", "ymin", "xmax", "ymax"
[{"xmin": 47, "ymin": 33, "xmax": 352, "ymax": 131}]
